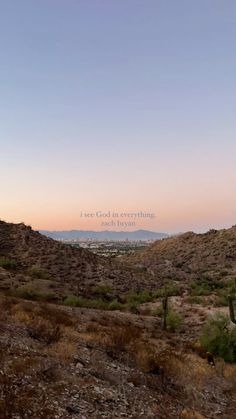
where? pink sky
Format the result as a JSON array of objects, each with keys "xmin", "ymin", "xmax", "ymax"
[{"xmin": 1, "ymin": 1, "xmax": 236, "ymax": 233}]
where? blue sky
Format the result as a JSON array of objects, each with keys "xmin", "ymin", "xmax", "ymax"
[{"xmin": 0, "ymin": 1, "xmax": 236, "ymax": 232}]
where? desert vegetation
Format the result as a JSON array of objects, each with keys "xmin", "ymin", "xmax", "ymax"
[{"xmin": 1, "ymin": 221, "xmax": 236, "ymax": 417}]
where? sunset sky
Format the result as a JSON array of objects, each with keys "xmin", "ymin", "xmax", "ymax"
[{"xmin": 1, "ymin": 1, "xmax": 236, "ymax": 233}]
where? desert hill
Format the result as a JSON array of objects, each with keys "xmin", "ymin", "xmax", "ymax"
[
  {"xmin": 1, "ymin": 221, "xmax": 236, "ymax": 417},
  {"xmin": 124, "ymin": 226, "xmax": 236, "ymax": 287},
  {"xmin": 0, "ymin": 220, "xmax": 147, "ymax": 299}
]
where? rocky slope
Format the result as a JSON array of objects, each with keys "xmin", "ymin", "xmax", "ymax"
[
  {"xmin": 0, "ymin": 220, "xmax": 148, "ymax": 299},
  {"xmin": 1, "ymin": 221, "xmax": 236, "ymax": 417},
  {"xmin": 124, "ymin": 226, "xmax": 236, "ymax": 287},
  {"xmin": 0, "ymin": 295, "xmax": 235, "ymax": 418}
]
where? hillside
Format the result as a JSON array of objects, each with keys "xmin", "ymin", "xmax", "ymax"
[
  {"xmin": 0, "ymin": 220, "xmax": 148, "ymax": 300},
  {"xmin": 1, "ymin": 221, "xmax": 236, "ymax": 417},
  {"xmin": 2, "ymin": 295, "xmax": 236, "ymax": 418},
  {"xmin": 124, "ymin": 226, "xmax": 236, "ymax": 287}
]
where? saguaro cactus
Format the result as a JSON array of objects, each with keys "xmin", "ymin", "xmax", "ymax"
[
  {"xmin": 162, "ymin": 288, "xmax": 169, "ymax": 330},
  {"xmin": 228, "ymin": 296, "xmax": 236, "ymax": 324}
]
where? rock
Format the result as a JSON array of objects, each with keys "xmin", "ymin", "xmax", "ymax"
[{"xmin": 66, "ymin": 405, "xmax": 80, "ymax": 414}]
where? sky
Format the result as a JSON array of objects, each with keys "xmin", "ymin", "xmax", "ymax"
[{"xmin": 0, "ymin": 0, "xmax": 236, "ymax": 233}]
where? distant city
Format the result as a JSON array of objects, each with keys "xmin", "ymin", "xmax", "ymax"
[
  {"xmin": 40, "ymin": 229, "xmax": 169, "ymax": 257},
  {"xmin": 40, "ymin": 229, "xmax": 169, "ymax": 242}
]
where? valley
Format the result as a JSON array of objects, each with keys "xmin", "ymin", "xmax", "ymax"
[{"xmin": 0, "ymin": 220, "xmax": 236, "ymax": 418}]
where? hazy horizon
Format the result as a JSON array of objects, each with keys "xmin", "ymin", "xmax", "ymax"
[
  {"xmin": 1, "ymin": 216, "xmax": 236, "ymax": 236},
  {"xmin": 1, "ymin": 1, "xmax": 236, "ymax": 233}
]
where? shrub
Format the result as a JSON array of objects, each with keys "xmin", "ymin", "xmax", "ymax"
[
  {"xmin": 15, "ymin": 286, "xmax": 42, "ymax": 300},
  {"xmin": 190, "ymin": 275, "xmax": 225, "ymax": 296},
  {"xmin": 86, "ymin": 298, "xmax": 110, "ymax": 310},
  {"xmin": 47, "ymin": 341, "xmax": 77, "ymax": 362},
  {"xmin": 93, "ymin": 283, "xmax": 112, "ymax": 297},
  {"xmin": 108, "ymin": 299, "xmax": 123, "ymax": 310},
  {"xmin": 214, "ymin": 292, "xmax": 229, "ymax": 307},
  {"xmin": 214, "ymin": 282, "xmax": 236, "ymax": 306},
  {"xmin": 64, "ymin": 294, "xmax": 124, "ymax": 311},
  {"xmin": 63, "ymin": 295, "xmax": 80, "ymax": 307},
  {"xmin": 190, "ymin": 283, "xmax": 211, "ymax": 296},
  {"xmin": 166, "ymin": 310, "xmax": 183, "ymax": 332},
  {"xmin": 200, "ymin": 313, "xmax": 236, "ymax": 362},
  {"xmin": 186, "ymin": 295, "xmax": 203, "ymax": 305},
  {"xmin": 0, "ymin": 256, "xmax": 17, "ymax": 270},
  {"xmin": 103, "ymin": 325, "xmax": 141, "ymax": 357},
  {"xmin": 125, "ymin": 289, "xmax": 153, "ymax": 305},
  {"xmin": 152, "ymin": 305, "xmax": 183, "ymax": 332},
  {"xmin": 28, "ymin": 266, "xmax": 50, "ymax": 280},
  {"xmin": 127, "ymin": 301, "xmax": 139, "ymax": 313},
  {"xmin": 27, "ymin": 318, "xmax": 61, "ymax": 345},
  {"xmin": 154, "ymin": 282, "xmax": 182, "ymax": 298},
  {"xmin": 15, "ymin": 286, "xmax": 54, "ymax": 302},
  {"xmin": 152, "ymin": 305, "xmax": 164, "ymax": 317}
]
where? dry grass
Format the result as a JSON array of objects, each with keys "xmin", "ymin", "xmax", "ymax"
[
  {"xmin": 11, "ymin": 301, "xmax": 74, "ymax": 326},
  {"xmin": 0, "ymin": 291, "xmax": 235, "ymax": 417},
  {"xmin": 102, "ymin": 324, "xmax": 141, "ymax": 357},
  {"xmin": 46, "ymin": 341, "xmax": 77, "ymax": 363},
  {"xmin": 180, "ymin": 408, "xmax": 205, "ymax": 419},
  {"xmin": 26, "ymin": 318, "xmax": 62, "ymax": 345}
]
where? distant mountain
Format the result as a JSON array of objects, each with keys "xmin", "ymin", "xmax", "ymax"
[{"xmin": 39, "ymin": 229, "xmax": 169, "ymax": 241}]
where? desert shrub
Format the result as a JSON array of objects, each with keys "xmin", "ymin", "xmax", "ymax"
[
  {"xmin": 214, "ymin": 291, "xmax": 229, "ymax": 307},
  {"xmin": 186, "ymin": 295, "xmax": 203, "ymax": 305},
  {"xmin": 93, "ymin": 283, "xmax": 112, "ymax": 297},
  {"xmin": 166, "ymin": 310, "xmax": 183, "ymax": 332},
  {"xmin": 103, "ymin": 325, "xmax": 141, "ymax": 356},
  {"xmin": 47, "ymin": 341, "xmax": 77, "ymax": 362},
  {"xmin": 191, "ymin": 275, "xmax": 225, "ymax": 296},
  {"xmin": 200, "ymin": 313, "xmax": 236, "ymax": 362},
  {"xmin": 108, "ymin": 299, "xmax": 123, "ymax": 310},
  {"xmin": 87, "ymin": 298, "xmax": 110, "ymax": 310},
  {"xmin": 63, "ymin": 295, "xmax": 80, "ymax": 307},
  {"xmin": 153, "ymin": 282, "xmax": 182, "ymax": 298},
  {"xmin": 0, "ymin": 256, "xmax": 17, "ymax": 270},
  {"xmin": 64, "ymin": 295, "xmax": 108, "ymax": 309},
  {"xmin": 14, "ymin": 286, "xmax": 54, "ymax": 302},
  {"xmin": 214, "ymin": 281, "xmax": 236, "ymax": 306},
  {"xmin": 153, "ymin": 305, "xmax": 183, "ymax": 331},
  {"xmin": 38, "ymin": 304, "xmax": 74, "ymax": 327},
  {"xmin": 190, "ymin": 283, "xmax": 211, "ymax": 296},
  {"xmin": 27, "ymin": 318, "xmax": 62, "ymax": 345},
  {"xmin": 11, "ymin": 301, "xmax": 74, "ymax": 331},
  {"xmin": 152, "ymin": 305, "xmax": 164, "ymax": 317},
  {"xmin": 28, "ymin": 266, "xmax": 50, "ymax": 280},
  {"xmin": 127, "ymin": 301, "xmax": 140, "ymax": 313},
  {"xmin": 134, "ymin": 345, "xmax": 187, "ymax": 389},
  {"xmin": 125, "ymin": 289, "xmax": 153, "ymax": 305},
  {"xmin": 15, "ymin": 286, "xmax": 42, "ymax": 300},
  {"xmin": 64, "ymin": 294, "xmax": 124, "ymax": 311},
  {"xmin": 123, "ymin": 285, "xmax": 181, "ymax": 312}
]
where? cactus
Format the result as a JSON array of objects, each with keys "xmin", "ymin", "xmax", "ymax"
[
  {"xmin": 162, "ymin": 287, "xmax": 169, "ymax": 330},
  {"xmin": 228, "ymin": 296, "xmax": 236, "ymax": 324}
]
